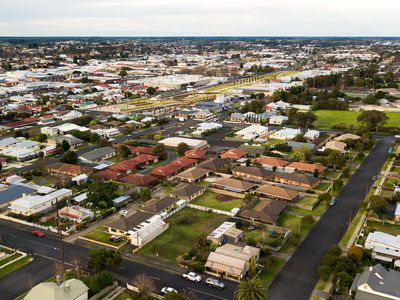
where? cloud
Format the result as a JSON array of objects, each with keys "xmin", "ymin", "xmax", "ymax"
[{"xmin": 0, "ymin": 0, "xmax": 398, "ymax": 36}]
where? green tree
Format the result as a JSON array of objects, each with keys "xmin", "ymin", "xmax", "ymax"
[
  {"xmin": 119, "ymin": 69, "xmax": 128, "ymax": 77},
  {"xmin": 61, "ymin": 140, "xmax": 71, "ymax": 152},
  {"xmin": 369, "ymin": 195, "xmax": 387, "ymax": 214},
  {"xmin": 177, "ymin": 142, "xmax": 189, "ymax": 156},
  {"xmin": 88, "ymin": 249, "xmax": 121, "ymax": 273},
  {"xmin": 153, "ymin": 144, "xmax": 167, "ymax": 160},
  {"xmin": 38, "ymin": 133, "xmax": 47, "ymax": 143},
  {"xmin": 357, "ymin": 110, "xmax": 388, "ymax": 131},
  {"xmin": 60, "ymin": 150, "xmax": 78, "ymax": 164},
  {"xmin": 290, "ymin": 146, "xmax": 311, "ymax": 162},
  {"xmin": 147, "ymin": 86, "xmax": 157, "ymax": 96},
  {"xmin": 347, "ymin": 246, "xmax": 364, "ymax": 263},
  {"xmin": 138, "ymin": 188, "xmax": 151, "ymax": 201},
  {"xmin": 119, "ymin": 145, "xmax": 131, "ymax": 159},
  {"xmin": 87, "ymin": 182, "xmax": 118, "ymax": 207},
  {"xmin": 235, "ymin": 277, "xmax": 264, "ymax": 300},
  {"xmin": 326, "ymin": 150, "xmax": 343, "ymax": 170}
]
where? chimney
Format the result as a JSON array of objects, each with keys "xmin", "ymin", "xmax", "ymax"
[{"xmin": 64, "ymin": 282, "xmax": 71, "ymax": 293}]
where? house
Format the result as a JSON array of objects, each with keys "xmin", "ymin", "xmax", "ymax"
[
  {"xmin": 350, "ymin": 264, "xmax": 400, "ymax": 300},
  {"xmin": 47, "ymin": 135, "xmax": 84, "ymax": 148},
  {"xmin": 92, "ymin": 128, "xmax": 120, "ymax": 139},
  {"xmin": 170, "ymin": 184, "xmax": 205, "ymax": 201},
  {"xmin": 110, "ymin": 154, "xmax": 158, "ymax": 174},
  {"xmin": 270, "ymin": 128, "xmax": 302, "ymax": 141},
  {"xmin": 285, "ymin": 162, "xmax": 327, "ymax": 175},
  {"xmin": 364, "ymin": 231, "xmax": 400, "ymax": 264},
  {"xmin": 232, "ymin": 166, "xmax": 274, "ymax": 182},
  {"xmin": 9, "ymin": 188, "xmax": 72, "ymax": 216},
  {"xmin": 119, "ymin": 174, "xmax": 158, "ymax": 187},
  {"xmin": 213, "ymin": 178, "xmax": 257, "ymax": 193},
  {"xmin": 304, "ymin": 129, "xmax": 320, "ymax": 141},
  {"xmin": 395, "ymin": 203, "xmax": 400, "ymax": 222},
  {"xmin": 240, "ymin": 199, "xmax": 287, "ymax": 225},
  {"xmin": 112, "ymin": 195, "xmax": 131, "ymax": 206},
  {"xmin": 207, "ymin": 222, "xmax": 243, "ymax": 245},
  {"xmin": 220, "ymin": 148, "xmax": 248, "ymax": 160},
  {"xmin": 93, "ymin": 169, "xmax": 123, "ymax": 181},
  {"xmin": 198, "ymin": 158, "xmax": 230, "ymax": 172},
  {"xmin": 79, "ymin": 147, "xmax": 116, "ymax": 163},
  {"xmin": 324, "ymin": 140, "xmax": 346, "ymax": 153},
  {"xmin": 230, "ymin": 112, "xmax": 247, "ymax": 123},
  {"xmin": 274, "ymin": 173, "xmax": 320, "ymax": 189},
  {"xmin": 24, "ymin": 278, "xmax": 89, "ymax": 300},
  {"xmin": 0, "ymin": 185, "xmax": 37, "ymax": 209},
  {"xmin": 269, "ymin": 115, "xmax": 288, "ymax": 125},
  {"xmin": 129, "ymin": 214, "xmax": 169, "ymax": 247},
  {"xmin": 184, "ymin": 148, "xmax": 206, "ymax": 160},
  {"xmin": 175, "ymin": 167, "xmax": 210, "ymax": 183},
  {"xmin": 47, "ymin": 163, "xmax": 93, "ymax": 177},
  {"xmin": 254, "ymin": 156, "xmax": 290, "ymax": 171},
  {"xmin": 254, "ymin": 184, "xmax": 300, "ymax": 202},
  {"xmin": 58, "ymin": 206, "xmax": 94, "ymax": 223},
  {"xmin": 130, "ymin": 146, "xmax": 154, "ymax": 156},
  {"xmin": 151, "ymin": 164, "xmax": 181, "ymax": 179},
  {"xmin": 142, "ymin": 197, "xmax": 178, "ymax": 215},
  {"xmin": 205, "ymin": 244, "xmax": 260, "ymax": 281},
  {"xmin": 72, "ymin": 174, "xmax": 88, "ymax": 185},
  {"xmin": 234, "ymin": 124, "xmax": 269, "ymax": 140},
  {"xmin": 193, "ymin": 122, "xmax": 223, "ymax": 135},
  {"xmin": 106, "ymin": 211, "xmax": 155, "ymax": 238},
  {"xmin": 159, "ymin": 137, "xmax": 208, "ymax": 149},
  {"xmin": 335, "ymin": 133, "xmax": 361, "ymax": 142}
]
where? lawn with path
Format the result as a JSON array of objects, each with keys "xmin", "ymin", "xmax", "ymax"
[{"xmin": 191, "ymin": 191, "xmax": 242, "ymax": 211}]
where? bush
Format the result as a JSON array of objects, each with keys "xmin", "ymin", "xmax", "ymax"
[
  {"xmin": 347, "ymin": 246, "xmax": 364, "ymax": 262},
  {"xmin": 192, "ymin": 262, "xmax": 205, "ymax": 273}
]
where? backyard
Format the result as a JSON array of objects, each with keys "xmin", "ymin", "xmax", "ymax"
[
  {"xmin": 315, "ymin": 110, "xmax": 400, "ymax": 130},
  {"xmin": 191, "ymin": 191, "xmax": 242, "ymax": 211},
  {"xmin": 140, "ymin": 208, "xmax": 229, "ymax": 262}
]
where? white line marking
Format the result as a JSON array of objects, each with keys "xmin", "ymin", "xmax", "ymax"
[{"xmin": 150, "ymin": 276, "xmax": 160, "ymax": 281}]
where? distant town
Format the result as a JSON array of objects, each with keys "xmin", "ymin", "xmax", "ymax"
[{"xmin": 0, "ymin": 37, "xmax": 400, "ymax": 300}]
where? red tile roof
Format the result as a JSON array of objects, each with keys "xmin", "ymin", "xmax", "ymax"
[
  {"xmin": 171, "ymin": 157, "xmax": 197, "ymax": 169},
  {"xmin": 220, "ymin": 148, "xmax": 248, "ymax": 160},
  {"xmin": 94, "ymin": 170, "xmax": 122, "ymax": 181},
  {"xmin": 184, "ymin": 148, "xmax": 206, "ymax": 160},
  {"xmin": 119, "ymin": 174, "xmax": 158, "ymax": 186},
  {"xmin": 130, "ymin": 146, "xmax": 154, "ymax": 155},
  {"xmin": 255, "ymin": 156, "xmax": 290, "ymax": 168},
  {"xmin": 151, "ymin": 164, "xmax": 181, "ymax": 177}
]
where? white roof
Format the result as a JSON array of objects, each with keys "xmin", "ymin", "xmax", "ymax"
[
  {"xmin": 208, "ymin": 221, "xmax": 236, "ymax": 239},
  {"xmin": 73, "ymin": 193, "xmax": 88, "ymax": 203},
  {"xmin": 0, "ymin": 137, "xmax": 17, "ymax": 147},
  {"xmin": 395, "ymin": 203, "xmax": 400, "ymax": 217},
  {"xmin": 159, "ymin": 137, "xmax": 207, "ymax": 148},
  {"xmin": 235, "ymin": 124, "xmax": 268, "ymax": 136},
  {"xmin": 198, "ymin": 122, "xmax": 223, "ymax": 131},
  {"xmin": 365, "ymin": 231, "xmax": 400, "ymax": 258}
]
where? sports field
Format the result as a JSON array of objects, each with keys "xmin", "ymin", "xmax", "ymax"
[{"xmin": 315, "ymin": 110, "xmax": 400, "ymax": 130}]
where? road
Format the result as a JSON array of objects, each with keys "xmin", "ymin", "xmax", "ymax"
[
  {"xmin": 0, "ymin": 220, "xmax": 236, "ymax": 300},
  {"xmin": 266, "ymin": 137, "xmax": 394, "ymax": 300}
]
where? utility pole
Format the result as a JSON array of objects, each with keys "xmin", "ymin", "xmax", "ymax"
[{"xmin": 55, "ymin": 199, "xmax": 65, "ymax": 279}]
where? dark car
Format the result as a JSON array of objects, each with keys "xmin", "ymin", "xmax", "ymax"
[{"xmin": 205, "ymin": 277, "xmax": 225, "ymax": 289}]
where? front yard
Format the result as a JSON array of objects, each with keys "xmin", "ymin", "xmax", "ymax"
[
  {"xmin": 80, "ymin": 226, "xmax": 128, "ymax": 249},
  {"xmin": 191, "ymin": 191, "xmax": 242, "ymax": 211},
  {"xmin": 140, "ymin": 208, "xmax": 229, "ymax": 262}
]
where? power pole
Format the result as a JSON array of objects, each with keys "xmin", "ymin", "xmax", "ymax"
[{"xmin": 55, "ymin": 199, "xmax": 65, "ymax": 279}]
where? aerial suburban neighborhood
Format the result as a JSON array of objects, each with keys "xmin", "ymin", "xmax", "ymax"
[{"xmin": 0, "ymin": 3, "xmax": 400, "ymax": 300}]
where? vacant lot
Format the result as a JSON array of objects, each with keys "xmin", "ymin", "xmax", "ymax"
[
  {"xmin": 140, "ymin": 208, "xmax": 229, "ymax": 262},
  {"xmin": 191, "ymin": 191, "xmax": 242, "ymax": 211},
  {"xmin": 315, "ymin": 110, "xmax": 400, "ymax": 130}
]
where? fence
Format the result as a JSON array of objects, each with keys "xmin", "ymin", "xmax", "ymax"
[
  {"xmin": 207, "ymin": 187, "xmax": 246, "ymax": 199},
  {"xmin": 0, "ymin": 214, "xmax": 71, "ymax": 236},
  {"xmin": 186, "ymin": 203, "xmax": 237, "ymax": 217},
  {"xmin": 126, "ymin": 283, "xmax": 163, "ymax": 299}
]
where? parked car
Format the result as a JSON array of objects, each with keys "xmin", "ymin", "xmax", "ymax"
[
  {"xmin": 182, "ymin": 272, "xmax": 202, "ymax": 282},
  {"xmin": 371, "ymin": 175, "xmax": 377, "ymax": 182},
  {"xmin": 109, "ymin": 235, "xmax": 121, "ymax": 242},
  {"xmin": 32, "ymin": 230, "xmax": 45, "ymax": 237},
  {"xmin": 205, "ymin": 277, "xmax": 225, "ymax": 289},
  {"xmin": 161, "ymin": 287, "xmax": 178, "ymax": 295},
  {"xmin": 329, "ymin": 198, "xmax": 336, "ymax": 206}
]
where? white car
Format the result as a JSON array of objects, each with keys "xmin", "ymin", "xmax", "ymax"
[
  {"xmin": 161, "ymin": 287, "xmax": 178, "ymax": 294},
  {"xmin": 182, "ymin": 272, "xmax": 202, "ymax": 282}
]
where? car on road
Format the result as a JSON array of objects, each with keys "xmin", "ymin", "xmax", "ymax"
[
  {"xmin": 371, "ymin": 175, "xmax": 377, "ymax": 182},
  {"xmin": 32, "ymin": 230, "xmax": 45, "ymax": 237},
  {"xmin": 161, "ymin": 287, "xmax": 178, "ymax": 294},
  {"xmin": 182, "ymin": 272, "xmax": 202, "ymax": 282},
  {"xmin": 329, "ymin": 198, "xmax": 336, "ymax": 206},
  {"xmin": 205, "ymin": 277, "xmax": 225, "ymax": 289}
]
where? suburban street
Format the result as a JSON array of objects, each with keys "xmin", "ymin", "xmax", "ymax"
[
  {"xmin": 0, "ymin": 219, "xmax": 237, "ymax": 300},
  {"xmin": 266, "ymin": 137, "xmax": 395, "ymax": 300}
]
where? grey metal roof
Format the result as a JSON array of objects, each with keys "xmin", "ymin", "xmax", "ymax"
[
  {"xmin": 0, "ymin": 185, "xmax": 37, "ymax": 205},
  {"xmin": 79, "ymin": 147, "xmax": 115, "ymax": 162}
]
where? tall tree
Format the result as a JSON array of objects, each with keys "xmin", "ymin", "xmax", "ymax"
[
  {"xmin": 357, "ymin": 110, "xmax": 388, "ymax": 131},
  {"xmin": 235, "ymin": 277, "xmax": 264, "ymax": 300},
  {"xmin": 177, "ymin": 142, "xmax": 189, "ymax": 156},
  {"xmin": 88, "ymin": 249, "xmax": 121, "ymax": 273}
]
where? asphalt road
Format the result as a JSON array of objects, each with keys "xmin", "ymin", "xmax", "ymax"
[
  {"xmin": 266, "ymin": 137, "xmax": 394, "ymax": 300},
  {"xmin": 0, "ymin": 220, "xmax": 236, "ymax": 300}
]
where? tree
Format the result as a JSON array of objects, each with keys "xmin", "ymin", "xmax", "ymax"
[
  {"xmin": 38, "ymin": 133, "xmax": 47, "ymax": 143},
  {"xmin": 61, "ymin": 140, "xmax": 71, "ymax": 152},
  {"xmin": 177, "ymin": 142, "xmax": 189, "ymax": 156},
  {"xmin": 357, "ymin": 110, "xmax": 388, "ymax": 131},
  {"xmin": 301, "ymin": 215, "xmax": 315, "ymax": 227},
  {"xmin": 60, "ymin": 150, "xmax": 78, "ymax": 164},
  {"xmin": 147, "ymin": 86, "xmax": 157, "ymax": 96},
  {"xmin": 347, "ymin": 246, "xmax": 364, "ymax": 263},
  {"xmin": 119, "ymin": 145, "xmax": 131, "ymax": 159},
  {"xmin": 132, "ymin": 273, "xmax": 156, "ymax": 296},
  {"xmin": 326, "ymin": 150, "xmax": 343, "ymax": 170},
  {"xmin": 334, "ymin": 271, "xmax": 353, "ymax": 294},
  {"xmin": 119, "ymin": 69, "xmax": 128, "ymax": 77},
  {"xmin": 87, "ymin": 182, "xmax": 118, "ymax": 208},
  {"xmin": 153, "ymin": 144, "xmax": 167, "ymax": 160},
  {"xmin": 235, "ymin": 277, "xmax": 264, "ymax": 300},
  {"xmin": 138, "ymin": 188, "xmax": 151, "ymax": 201},
  {"xmin": 290, "ymin": 146, "xmax": 312, "ymax": 162},
  {"xmin": 88, "ymin": 249, "xmax": 121, "ymax": 273},
  {"xmin": 369, "ymin": 195, "xmax": 387, "ymax": 214},
  {"xmin": 318, "ymin": 264, "xmax": 332, "ymax": 281}
]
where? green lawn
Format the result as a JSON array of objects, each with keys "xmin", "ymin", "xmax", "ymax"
[
  {"xmin": 0, "ymin": 253, "xmax": 22, "ymax": 267},
  {"xmin": 197, "ymin": 180, "xmax": 210, "ymax": 188},
  {"xmin": 297, "ymin": 196, "xmax": 319, "ymax": 207},
  {"xmin": 364, "ymin": 220, "xmax": 400, "ymax": 236},
  {"xmin": 81, "ymin": 226, "xmax": 128, "ymax": 248},
  {"xmin": 315, "ymin": 182, "xmax": 331, "ymax": 192},
  {"xmin": 114, "ymin": 291, "xmax": 133, "ymax": 300},
  {"xmin": 259, "ymin": 257, "xmax": 286, "ymax": 288},
  {"xmin": 315, "ymin": 110, "xmax": 400, "ymax": 130},
  {"xmin": 0, "ymin": 256, "xmax": 31, "ymax": 278},
  {"xmin": 324, "ymin": 170, "xmax": 341, "ymax": 180},
  {"xmin": 288, "ymin": 202, "xmax": 327, "ymax": 217},
  {"xmin": 264, "ymin": 139, "xmax": 284, "ymax": 148},
  {"xmin": 340, "ymin": 208, "xmax": 365, "ymax": 247},
  {"xmin": 191, "ymin": 191, "xmax": 242, "ymax": 211},
  {"xmin": 140, "ymin": 208, "xmax": 229, "ymax": 262}
]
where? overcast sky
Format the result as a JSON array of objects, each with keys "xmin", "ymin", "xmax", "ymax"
[{"xmin": 0, "ymin": 0, "xmax": 398, "ymax": 36}]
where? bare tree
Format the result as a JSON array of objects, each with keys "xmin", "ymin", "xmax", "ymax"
[
  {"xmin": 70, "ymin": 256, "xmax": 82, "ymax": 279},
  {"xmin": 132, "ymin": 273, "xmax": 156, "ymax": 296}
]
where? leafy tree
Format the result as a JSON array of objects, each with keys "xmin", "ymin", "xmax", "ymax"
[
  {"xmin": 61, "ymin": 140, "xmax": 71, "ymax": 152},
  {"xmin": 38, "ymin": 133, "xmax": 47, "ymax": 143},
  {"xmin": 290, "ymin": 146, "xmax": 311, "ymax": 162},
  {"xmin": 301, "ymin": 215, "xmax": 315, "ymax": 227},
  {"xmin": 318, "ymin": 264, "xmax": 332, "ymax": 281},
  {"xmin": 153, "ymin": 144, "xmax": 167, "ymax": 160},
  {"xmin": 347, "ymin": 246, "xmax": 364, "ymax": 263},
  {"xmin": 235, "ymin": 277, "xmax": 264, "ymax": 300},
  {"xmin": 119, "ymin": 69, "xmax": 128, "ymax": 77},
  {"xmin": 177, "ymin": 142, "xmax": 189, "ymax": 156},
  {"xmin": 60, "ymin": 150, "xmax": 78, "ymax": 164},
  {"xmin": 87, "ymin": 182, "xmax": 118, "ymax": 207},
  {"xmin": 369, "ymin": 195, "xmax": 387, "ymax": 214},
  {"xmin": 334, "ymin": 271, "xmax": 353, "ymax": 294},
  {"xmin": 88, "ymin": 249, "xmax": 121, "ymax": 273},
  {"xmin": 147, "ymin": 86, "xmax": 157, "ymax": 96},
  {"xmin": 357, "ymin": 110, "xmax": 388, "ymax": 131},
  {"xmin": 138, "ymin": 188, "xmax": 151, "ymax": 201},
  {"xmin": 119, "ymin": 145, "xmax": 131, "ymax": 159},
  {"xmin": 326, "ymin": 150, "xmax": 343, "ymax": 170}
]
